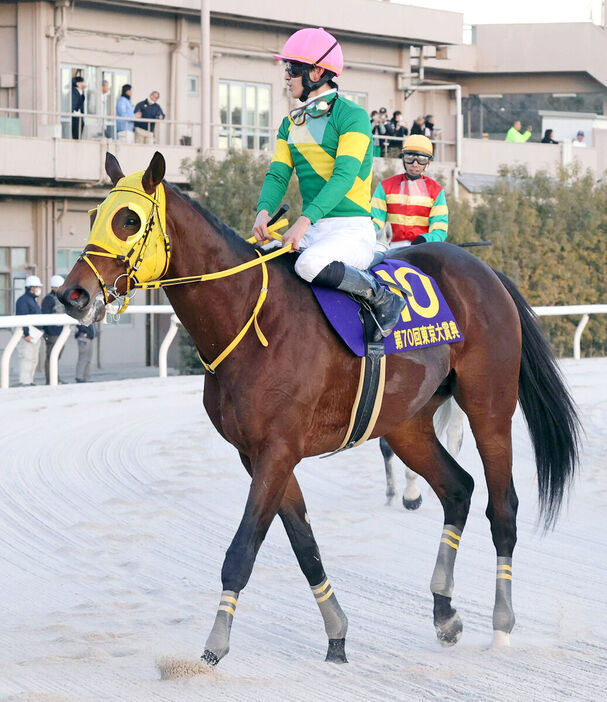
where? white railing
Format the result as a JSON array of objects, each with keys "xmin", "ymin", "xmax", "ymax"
[{"xmin": 1, "ymin": 303, "xmax": 606, "ymax": 388}]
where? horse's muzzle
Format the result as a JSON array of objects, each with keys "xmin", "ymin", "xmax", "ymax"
[{"xmin": 58, "ymin": 286, "xmax": 106, "ymax": 324}]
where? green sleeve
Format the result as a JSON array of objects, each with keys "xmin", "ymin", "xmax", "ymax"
[
  {"xmin": 257, "ymin": 117, "xmax": 293, "ymax": 215},
  {"xmin": 301, "ymin": 105, "xmax": 372, "ymax": 223},
  {"xmin": 426, "ymin": 188, "xmax": 448, "ymax": 242},
  {"xmin": 371, "ymin": 182, "xmax": 388, "ymax": 231}
]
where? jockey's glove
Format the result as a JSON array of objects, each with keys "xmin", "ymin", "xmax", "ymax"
[{"xmin": 411, "ymin": 235, "xmax": 426, "ymax": 245}]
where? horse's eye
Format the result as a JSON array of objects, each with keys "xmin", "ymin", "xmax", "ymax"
[{"xmin": 124, "ymin": 217, "xmax": 139, "ymax": 227}]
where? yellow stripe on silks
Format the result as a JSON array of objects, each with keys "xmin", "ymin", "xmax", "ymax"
[
  {"xmin": 294, "ymin": 141, "xmax": 335, "ymax": 180},
  {"xmin": 272, "ymin": 139, "xmax": 293, "ymax": 168},
  {"xmin": 371, "ymin": 197, "xmax": 387, "ymax": 211},
  {"xmin": 218, "ymin": 604, "xmax": 236, "ymax": 615},
  {"xmin": 386, "ymin": 194, "xmax": 434, "ymax": 207},
  {"xmin": 429, "ymin": 221, "xmax": 448, "ymax": 232},
  {"xmin": 345, "ymin": 171, "xmax": 373, "ymax": 213},
  {"xmin": 336, "ymin": 131, "xmax": 371, "ymax": 162},
  {"xmin": 315, "ymin": 588, "xmax": 334, "ymax": 603},
  {"xmin": 388, "ymin": 214, "xmax": 430, "ymax": 227},
  {"xmin": 312, "ymin": 580, "xmax": 331, "ymax": 595},
  {"xmin": 443, "ymin": 529, "xmax": 461, "ymax": 541},
  {"xmin": 441, "ymin": 538, "xmax": 459, "ymax": 550},
  {"xmin": 430, "ymin": 205, "xmax": 449, "ymax": 216},
  {"xmin": 497, "ymin": 564, "xmax": 512, "ymax": 572},
  {"xmin": 373, "ymin": 217, "xmax": 386, "ymax": 229},
  {"xmin": 221, "ymin": 595, "xmax": 238, "ymax": 606},
  {"xmin": 497, "ymin": 574, "xmax": 513, "ymax": 580},
  {"xmin": 338, "ymin": 357, "xmax": 366, "ymax": 449}
]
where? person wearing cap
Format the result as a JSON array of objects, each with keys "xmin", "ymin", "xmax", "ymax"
[
  {"xmin": 505, "ymin": 120, "xmax": 532, "ymax": 143},
  {"xmin": 252, "ymin": 27, "xmax": 404, "ymax": 338},
  {"xmin": 41, "ymin": 275, "xmax": 66, "ymax": 384},
  {"xmin": 572, "ymin": 130, "xmax": 587, "ymax": 148},
  {"xmin": 15, "ymin": 275, "xmax": 43, "ymax": 386},
  {"xmin": 371, "ymin": 135, "xmax": 448, "ymax": 248}
]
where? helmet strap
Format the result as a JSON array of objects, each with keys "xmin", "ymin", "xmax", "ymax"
[{"xmin": 299, "ymin": 66, "xmax": 336, "ymax": 102}]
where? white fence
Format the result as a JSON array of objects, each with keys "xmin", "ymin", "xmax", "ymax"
[{"xmin": 1, "ymin": 304, "xmax": 606, "ymax": 389}]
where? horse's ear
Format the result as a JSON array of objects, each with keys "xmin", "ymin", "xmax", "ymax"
[
  {"xmin": 142, "ymin": 151, "xmax": 166, "ymax": 194},
  {"xmin": 105, "ymin": 152, "xmax": 125, "ymax": 185}
]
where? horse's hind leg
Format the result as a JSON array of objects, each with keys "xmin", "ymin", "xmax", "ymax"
[
  {"xmin": 386, "ymin": 403, "xmax": 474, "ymax": 646},
  {"xmin": 465, "ymin": 410, "xmax": 518, "ymax": 646},
  {"xmin": 380, "ymin": 437, "xmax": 397, "ymax": 505},
  {"xmin": 278, "ymin": 474, "xmax": 348, "ymax": 663}
]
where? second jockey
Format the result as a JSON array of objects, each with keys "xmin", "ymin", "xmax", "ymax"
[
  {"xmin": 252, "ymin": 27, "xmax": 404, "ymax": 337},
  {"xmin": 371, "ymin": 135, "xmax": 448, "ymax": 248}
]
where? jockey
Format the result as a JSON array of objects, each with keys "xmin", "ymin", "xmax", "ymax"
[
  {"xmin": 371, "ymin": 135, "xmax": 448, "ymax": 248},
  {"xmin": 253, "ymin": 27, "xmax": 404, "ymax": 337}
]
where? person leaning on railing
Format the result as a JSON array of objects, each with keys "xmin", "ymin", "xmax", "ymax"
[
  {"xmin": 371, "ymin": 135, "xmax": 448, "ymax": 250},
  {"xmin": 505, "ymin": 119, "xmax": 532, "ymax": 143}
]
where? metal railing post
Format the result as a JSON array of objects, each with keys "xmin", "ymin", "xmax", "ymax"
[
  {"xmin": 49, "ymin": 325, "xmax": 72, "ymax": 386},
  {"xmin": 1, "ymin": 328, "xmax": 23, "ymax": 389},
  {"xmin": 158, "ymin": 314, "xmax": 179, "ymax": 378},
  {"xmin": 573, "ymin": 313, "xmax": 590, "ymax": 361}
]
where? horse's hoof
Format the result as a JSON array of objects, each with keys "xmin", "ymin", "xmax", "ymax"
[
  {"xmin": 385, "ymin": 494, "xmax": 395, "ymax": 506},
  {"xmin": 325, "ymin": 638, "xmax": 348, "ymax": 664},
  {"xmin": 403, "ymin": 494, "xmax": 422, "ymax": 511},
  {"xmin": 201, "ymin": 649, "xmax": 219, "ymax": 667},
  {"xmin": 435, "ymin": 611, "xmax": 463, "ymax": 646},
  {"xmin": 492, "ymin": 630, "xmax": 511, "ymax": 647}
]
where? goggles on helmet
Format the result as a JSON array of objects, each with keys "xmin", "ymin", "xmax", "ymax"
[{"xmin": 403, "ymin": 153, "xmax": 430, "ymax": 166}]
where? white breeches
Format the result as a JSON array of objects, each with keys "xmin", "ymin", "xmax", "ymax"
[{"xmin": 294, "ymin": 216, "xmax": 376, "ymax": 282}]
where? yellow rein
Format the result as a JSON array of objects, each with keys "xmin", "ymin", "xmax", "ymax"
[{"xmin": 136, "ymin": 219, "xmax": 291, "ymax": 374}]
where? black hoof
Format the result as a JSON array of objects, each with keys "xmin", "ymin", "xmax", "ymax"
[
  {"xmin": 325, "ymin": 638, "xmax": 348, "ymax": 664},
  {"xmin": 403, "ymin": 494, "xmax": 422, "ymax": 511},
  {"xmin": 201, "ymin": 649, "xmax": 219, "ymax": 667}
]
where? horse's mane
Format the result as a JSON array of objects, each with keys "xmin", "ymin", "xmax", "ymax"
[{"xmin": 167, "ymin": 182, "xmax": 257, "ymax": 255}]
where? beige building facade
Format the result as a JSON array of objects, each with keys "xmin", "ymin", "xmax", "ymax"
[{"xmin": 1, "ymin": 0, "xmax": 606, "ymax": 366}]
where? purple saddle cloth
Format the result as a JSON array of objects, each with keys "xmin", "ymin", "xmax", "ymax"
[{"xmin": 311, "ymin": 259, "xmax": 463, "ymax": 357}]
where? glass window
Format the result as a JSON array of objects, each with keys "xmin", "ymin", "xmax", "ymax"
[
  {"xmin": 188, "ymin": 76, "xmax": 199, "ymax": 96},
  {"xmin": 0, "ymin": 247, "xmax": 8, "ymax": 270},
  {"xmin": 0, "ymin": 273, "xmax": 8, "ymax": 314},
  {"xmin": 0, "ymin": 248, "xmax": 29, "ymax": 314},
  {"xmin": 219, "ymin": 80, "xmax": 271, "ymax": 150},
  {"xmin": 56, "ymin": 248, "xmax": 82, "ymax": 276},
  {"xmin": 341, "ymin": 91, "xmax": 368, "ymax": 110},
  {"xmin": 11, "ymin": 247, "xmax": 26, "ymax": 269}
]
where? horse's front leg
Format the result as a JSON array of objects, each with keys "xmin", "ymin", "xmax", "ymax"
[{"xmin": 202, "ymin": 444, "xmax": 296, "ymax": 666}]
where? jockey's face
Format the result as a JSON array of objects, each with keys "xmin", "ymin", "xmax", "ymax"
[{"xmin": 403, "ymin": 154, "xmax": 428, "ymax": 178}]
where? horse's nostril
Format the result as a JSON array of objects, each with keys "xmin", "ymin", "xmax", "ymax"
[{"xmin": 70, "ymin": 290, "xmax": 80, "ymax": 300}]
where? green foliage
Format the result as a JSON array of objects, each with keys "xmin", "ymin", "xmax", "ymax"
[{"xmin": 447, "ymin": 165, "xmax": 607, "ymax": 357}]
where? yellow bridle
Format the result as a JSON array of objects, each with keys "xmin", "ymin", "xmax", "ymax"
[{"xmin": 79, "ymin": 171, "xmax": 291, "ymax": 373}]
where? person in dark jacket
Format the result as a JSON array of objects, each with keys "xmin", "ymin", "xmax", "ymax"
[
  {"xmin": 134, "ymin": 91, "xmax": 165, "ymax": 144},
  {"xmin": 41, "ymin": 274, "xmax": 66, "ymax": 384},
  {"xmin": 410, "ymin": 115, "xmax": 424, "ymax": 135},
  {"xmin": 71, "ymin": 75, "xmax": 86, "ymax": 139},
  {"xmin": 387, "ymin": 110, "xmax": 408, "ymax": 156},
  {"xmin": 75, "ymin": 323, "xmax": 96, "ymax": 383},
  {"xmin": 16, "ymin": 275, "xmax": 43, "ymax": 385},
  {"xmin": 541, "ymin": 129, "xmax": 558, "ymax": 144}
]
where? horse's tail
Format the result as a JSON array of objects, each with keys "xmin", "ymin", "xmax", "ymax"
[{"xmin": 493, "ymin": 269, "xmax": 581, "ymax": 529}]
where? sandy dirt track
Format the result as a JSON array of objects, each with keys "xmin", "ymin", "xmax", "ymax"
[{"xmin": 1, "ymin": 359, "xmax": 606, "ymax": 701}]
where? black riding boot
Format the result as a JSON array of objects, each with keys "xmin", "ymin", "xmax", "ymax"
[{"xmin": 312, "ymin": 262, "xmax": 405, "ymax": 338}]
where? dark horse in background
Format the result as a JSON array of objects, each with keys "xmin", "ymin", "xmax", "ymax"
[{"xmin": 59, "ymin": 152, "xmax": 579, "ymax": 666}]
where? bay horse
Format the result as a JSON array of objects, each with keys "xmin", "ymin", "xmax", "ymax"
[{"xmin": 58, "ymin": 152, "xmax": 579, "ymax": 665}]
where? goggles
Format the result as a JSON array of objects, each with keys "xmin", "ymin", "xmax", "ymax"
[
  {"xmin": 284, "ymin": 61, "xmax": 307, "ymax": 78},
  {"xmin": 403, "ymin": 153, "xmax": 431, "ymax": 166}
]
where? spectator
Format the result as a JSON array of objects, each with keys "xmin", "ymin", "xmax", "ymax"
[
  {"xmin": 16, "ymin": 275, "xmax": 43, "ymax": 386},
  {"xmin": 71, "ymin": 75, "xmax": 86, "ymax": 140},
  {"xmin": 41, "ymin": 275, "xmax": 66, "ymax": 385},
  {"xmin": 387, "ymin": 110, "xmax": 408, "ymax": 156},
  {"xmin": 424, "ymin": 114, "xmax": 435, "ymax": 139},
  {"xmin": 572, "ymin": 130, "xmax": 587, "ymax": 148},
  {"xmin": 505, "ymin": 120, "xmax": 532, "ymax": 142},
  {"xmin": 370, "ymin": 109, "xmax": 387, "ymax": 157},
  {"xmin": 541, "ymin": 129, "xmax": 558, "ymax": 144},
  {"xmin": 75, "ymin": 324, "xmax": 96, "ymax": 383},
  {"xmin": 116, "ymin": 84, "xmax": 140, "ymax": 144},
  {"xmin": 99, "ymin": 80, "xmax": 114, "ymax": 139},
  {"xmin": 410, "ymin": 115, "xmax": 424, "ymax": 135},
  {"xmin": 134, "ymin": 91, "xmax": 166, "ymax": 144}
]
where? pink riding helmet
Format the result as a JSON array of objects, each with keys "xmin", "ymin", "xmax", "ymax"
[{"xmin": 274, "ymin": 27, "xmax": 343, "ymax": 77}]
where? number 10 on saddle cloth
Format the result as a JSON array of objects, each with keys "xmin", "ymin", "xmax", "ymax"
[{"xmin": 311, "ymin": 259, "xmax": 463, "ymax": 357}]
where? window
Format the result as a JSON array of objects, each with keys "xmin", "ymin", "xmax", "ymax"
[
  {"xmin": 56, "ymin": 248, "xmax": 82, "ymax": 276},
  {"xmin": 218, "ymin": 80, "xmax": 271, "ymax": 151},
  {"xmin": 0, "ymin": 246, "xmax": 28, "ymax": 314},
  {"xmin": 188, "ymin": 76, "xmax": 199, "ymax": 96},
  {"xmin": 341, "ymin": 91, "xmax": 368, "ymax": 110},
  {"xmin": 60, "ymin": 65, "xmax": 131, "ymax": 139}
]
